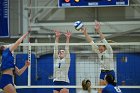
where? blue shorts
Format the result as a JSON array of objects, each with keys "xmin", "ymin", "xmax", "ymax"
[
  {"xmin": 0, "ymin": 74, "xmax": 14, "ymax": 89},
  {"xmin": 53, "ymin": 81, "xmax": 69, "ymax": 91},
  {"xmin": 100, "ymin": 70, "xmax": 115, "ymax": 80}
]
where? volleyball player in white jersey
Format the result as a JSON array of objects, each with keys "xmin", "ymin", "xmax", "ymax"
[
  {"xmin": 53, "ymin": 30, "xmax": 71, "ymax": 93},
  {"xmin": 81, "ymin": 20, "xmax": 115, "ymax": 93}
]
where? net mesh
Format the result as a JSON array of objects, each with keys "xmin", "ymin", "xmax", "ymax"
[{"xmin": 12, "ymin": 43, "xmax": 140, "ymax": 89}]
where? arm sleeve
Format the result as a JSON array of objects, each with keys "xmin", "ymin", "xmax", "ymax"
[
  {"xmin": 65, "ymin": 43, "xmax": 70, "ymax": 64},
  {"xmin": 90, "ymin": 41, "xmax": 100, "ymax": 53},
  {"xmin": 53, "ymin": 42, "xmax": 59, "ymax": 62},
  {"xmin": 101, "ymin": 39, "xmax": 113, "ymax": 53}
]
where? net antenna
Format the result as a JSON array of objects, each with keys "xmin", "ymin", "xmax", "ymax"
[{"xmin": 27, "ymin": 0, "xmax": 32, "ymax": 86}]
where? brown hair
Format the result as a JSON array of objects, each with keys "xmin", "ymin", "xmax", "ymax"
[
  {"xmin": 105, "ymin": 74, "xmax": 116, "ymax": 86},
  {"xmin": 0, "ymin": 45, "xmax": 4, "ymax": 55},
  {"xmin": 99, "ymin": 45, "xmax": 107, "ymax": 50},
  {"xmin": 82, "ymin": 79, "xmax": 91, "ymax": 93},
  {"xmin": 98, "ymin": 39, "xmax": 114, "ymax": 50}
]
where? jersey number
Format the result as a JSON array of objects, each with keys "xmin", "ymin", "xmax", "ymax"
[
  {"xmin": 114, "ymin": 87, "xmax": 121, "ymax": 92},
  {"xmin": 58, "ymin": 63, "xmax": 61, "ymax": 68}
]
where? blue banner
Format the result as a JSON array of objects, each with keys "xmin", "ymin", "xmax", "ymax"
[
  {"xmin": 58, "ymin": 0, "xmax": 129, "ymax": 7},
  {"xmin": 0, "ymin": 0, "xmax": 9, "ymax": 37}
]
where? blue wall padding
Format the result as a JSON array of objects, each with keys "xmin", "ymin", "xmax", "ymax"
[
  {"xmin": 116, "ymin": 53, "xmax": 140, "ymax": 93},
  {"xmin": 15, "ymin": 54, "xmax": 36, "ymax": 85},
  {"xmin": 16, "ymin": 53, "xmax": 76, "ymax": 93}
]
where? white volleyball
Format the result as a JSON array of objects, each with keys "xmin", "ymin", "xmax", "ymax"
[{"xmin": 74, "ymin": 21, "xmax": 84, "ymax": 31}]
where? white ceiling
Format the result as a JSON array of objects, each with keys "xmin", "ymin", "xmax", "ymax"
[{"xmin": 26, "ymin": 0, "xmax": 140, "ymax": 42}]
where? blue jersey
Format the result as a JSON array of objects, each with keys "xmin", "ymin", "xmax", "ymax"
[
  {"xmin": 0, "ymin": 48, "xmax": 15, "ymax": 71},
  {"xmin": 102, "ymin": 84, "xmax": 122, "ymax": 93}
]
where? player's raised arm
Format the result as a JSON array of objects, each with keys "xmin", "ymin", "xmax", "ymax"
[
  {"xmin": 10, "ymin": 31, "xmax": 29, "ymax": 52},
  {"xmin": 81, "ymin": 27, "xmax": 93, "ymax": 43},
  {"xmin": 81, "ymin": 26, "xmax": 99, "ymax": 53},
  {"xmin": 54, "ymin": 30, "xmax": 61, "ymax": 59},
  {"xmin": 65, "ymin": 31, "xmax": 71, "ymax": 63},
  {"xmin": 95, "ymin": 20, "xmax": 113, "ymax": 53}
]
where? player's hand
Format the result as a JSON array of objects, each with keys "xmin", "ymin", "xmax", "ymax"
[
  {"xmin": 25, "ymin": 60, "xmax": 30, "ymax": 67},
  {"xmin": 95, "ymin": 20, "xmax": 101, "ymax": 33},
  {"xmin": 23, "ymin": 31, "xmax": 29, "ymax": 39},
  {"xmin": 81, "ymin": 27, "xmax": 87, "ymax": 35},
  {"xmin": 54, "ymin": 30, "xmax": 61, "ymax": 38},
  {"xmin": 65, "ymin": 31, "xmax": 71, "ymax": 39}
]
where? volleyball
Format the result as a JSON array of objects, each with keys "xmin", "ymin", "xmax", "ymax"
[{"xmin": 74, "ymin": 21, "xmax": 84, "ymax": 31}]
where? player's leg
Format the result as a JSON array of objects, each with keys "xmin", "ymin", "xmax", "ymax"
[
  {"xmin": 53, "ymin": 81, "xmax": 62, "ymax": 93},
  {"xmin": 59, "ymin": 81, "xmax": 69, "ymax": 93},
  {"xmin": 98, "ymin": 72, "xmax": 106, "ymax": 93},
  {"xmin": 3, "ymin": 84, "xmax": 16, "ymax": 93},
  {"xmin": 60, "ymin": 88, "xmax": 69, "ymax": 93}
]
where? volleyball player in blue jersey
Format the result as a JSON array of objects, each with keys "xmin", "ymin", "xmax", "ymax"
[
  {"xmin": 0, "ymin": 32, "xmax": 30, "ymax": 93},
  {"xmin": 53, "ymin": 31, "xmax": 71, "ymax": 93},
  {"xmin": 102, "ymin": 74, "xmax": 122, "ymax": 93}
]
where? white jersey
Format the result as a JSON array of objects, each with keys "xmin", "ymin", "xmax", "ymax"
[
  {"xmin": 53, "ymin": 57, "xmax": 70, "ymax": 82},
  {"xmin": 91, "ymin": 39, "xmax": 115, "ymax": 70},
  {"xmin": 53, "ymin": 43, "xmax": 70, "ymax": 83}
]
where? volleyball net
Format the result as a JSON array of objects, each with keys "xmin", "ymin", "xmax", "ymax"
[{"xmin": 9, "ymin": 42, "xmax": 140, "ymax": 93}]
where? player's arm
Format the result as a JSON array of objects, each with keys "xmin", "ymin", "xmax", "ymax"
[
  {"xmin": 81, "ymin": 27, "xmax": 99, "ymax": 53},
  {"xmin": 3, "ymin": 44, "xmax": 13, "ymax": 49},
  {"xmin": 53, "ymin": 31, "xmax": 61, "ymax": 59},
  {"xmin": 81, "ymin": 27, "xmax": 93, "ymax": 43},
  {"xmin": 95, "ymin": 20, "xmax": 113, "ymax": 53},
  {"xmin": 65, "ymin": 31, "xmax": 71, "ymax": 63},
  {"xmin": 101, "ymin": 38, "xmax": 113, "ymax": 53},
  {"xmin": 15, "ymin": 60, "xmax": 30, "ymax": 76},
  {"xmin": 9, "ymin": 32, "xmax": 29, "ymax": 52}
]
